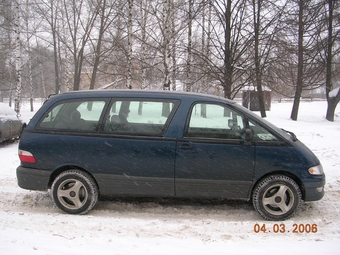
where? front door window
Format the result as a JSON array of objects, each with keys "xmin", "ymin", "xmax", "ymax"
[{"xmin": 187, "ymin": 103, "xmax": 245, "ymax": 140}]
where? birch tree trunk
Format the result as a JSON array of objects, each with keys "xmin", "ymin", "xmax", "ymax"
[
  {"xmin": 14, "ymin": 0, "xmax": 22, "ymax": 114},
  {"xmin": 171, "ymin": 0, "xmax": 177, "ymax": 91},
  {"xmin": 185, "ymin": 0, "xmax": 193, "ymax": 92},
  {"xmin": 200, "ymin": 0, "xmax": 210, "ymax": 92},
  {"xmin": 60, "ymin": 6, "xmax": 71, "ymax": 92},
  {"xmin": 39, "ymin": 63, "xmax": 47, "ymax": 98},
  {"xmin": 27, "ymin": 40, "xmax": 33, "ymax": 111},
  {"xmin": 50, "ymin": 1, "xmax": 60, "ymax": 94},
  {"xmin": 140, "ymin": 0, "xmax": 148, "ymax": 89},
  {"xmin": 26, "ymin": 0, "xmax": 34, "ymax": 111},
  {"xmin": 201, "ymin": 0, "xmax": 206, "ymax": 91},
  {"xmin": 126, "ymin": 0, "xmax": 133, "ymax": 89},
  {"xmin": 162, "ymin": 0, "xmax": 171, "ymax": 90}
]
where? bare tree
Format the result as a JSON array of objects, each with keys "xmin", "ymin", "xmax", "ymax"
[
  {"xmin": 23, "ymin": 0, "xmax": 35, "ymax": 111},
  {"xmin": 185, "ymin": 0, "xmax": 193, "ymax": 92},
  {"xmin": 88, "ymin": 0, "xmax": 116, "ymax": 90},
  {"xmin": 162, "ymin": 0, "xmax": 171, "ymax": 90},
  {"xmin": 1, "ymin": 0, "xmax": 339, "ymax": 110},
  {"xmin": 249, "ymin": 0, "xmax": 287, "ymax": 117},
  {"xmin": 33, "ymin": 0, "xmax": 62, "ymax": 94},
  {"xmin": 143, "ymin": 0, "xmax": 187, "ymax": 90},
  {"xmin": 126, "ymin": 0, "xmax": 134, "ymax": 89},
  {"xmin": 325, "ymin": 0, "xmax": 340, "ymax": 121},
  {"xmin": 138, "ymin": 0, "xmax": 149, "ymax": 89},
  {"xmin": 196, "ymin": 0, "xmax": 251, "ymax": 99},
  {"xmin": 195, "ymin": 0, "xmax": 213, "ymax": 94},
  {"xmin": 252, "ymin": 0, "xmax": 265, "ymax": 117},
  {"xmin": 290, "ymin": 0, "xmax": 305, "ymax": 120},
  {"xmin": 170, "ymin": 0, "xmax": 177, "ymax": 91},
  {"xmin": 0, "ymin": 0, "xmax": 15, "ymax": 102},
  {"xmin": 60, "ymin": 0, "xmax": 100, "ymax": 91},
  {"xmin": 14, "ymin": 0, "xmax": 22, "ymax": 114},
  {"xmin": 290, "ymin": 0, "xmax": 325, "ymax": 120}
]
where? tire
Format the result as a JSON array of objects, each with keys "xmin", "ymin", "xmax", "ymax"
[
  {"xmin": 252, "ymin": 175, "xmax": 302, "ymax": 221},
  {"xmin": 51, "ymin": 170, "xmax": 98, "ymax": 214}
]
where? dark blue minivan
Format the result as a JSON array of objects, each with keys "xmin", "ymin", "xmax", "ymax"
[{"xmin": 17, "ymin": 90, "xmax": 325, "ymax": 220}]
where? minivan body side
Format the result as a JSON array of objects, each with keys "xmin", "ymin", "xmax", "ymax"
[{"xmin": 16, "ymin": 90, "xmax": 325, "ymax": 214}]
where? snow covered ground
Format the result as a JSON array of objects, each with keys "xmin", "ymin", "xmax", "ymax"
[{"xmin": 0, "ymin": 99, "xmax": 339, "ymax": 255}]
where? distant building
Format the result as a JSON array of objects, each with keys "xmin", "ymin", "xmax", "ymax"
[
  {"xmin": 72, "ymin": 63, "xmax": 140, "ymax": 90},
  {"xmin": 242, "ymin": 85, "xmax": 271, "ymax": 111}
]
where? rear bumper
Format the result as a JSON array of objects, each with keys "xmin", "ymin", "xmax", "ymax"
[
  {"xmin": 303, "ymin": 176, "xmax": 325, "ymax": 201},
  {"xmin": 16, "ymin": 166, "xmax": 51, "ymax": 191}
]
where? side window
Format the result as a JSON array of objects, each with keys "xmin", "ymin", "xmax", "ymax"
[
  {"xmin": 39, "ymin": 104, "xmax": 63, "ymax": 128},
  {"xmin": 187, "ymin": 103, "xmax": 245, "ymax": 139},
  {"xmin": 249, "ymin": 120, "xmax": 278, "ymax": 141},
  {"xmin": 104, "ymin": 99, "xmax": 177, "ymax": 136},
  {"xmin": 38, "ymin": 100, "xmax": 106, "ymax": 131}
]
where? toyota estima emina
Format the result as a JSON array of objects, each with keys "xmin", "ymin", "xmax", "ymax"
[{"xmin": 17, "ymin": 90, "xmax": 325, "ymax": 220}]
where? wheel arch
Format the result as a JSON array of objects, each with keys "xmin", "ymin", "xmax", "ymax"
[
  {"xmin": 48, "ymin": 165, "xmax": 100, "ymax": 195},
  {"xmin": 251, "ymin": 171, "xmax": 306, "ymax": 200}
]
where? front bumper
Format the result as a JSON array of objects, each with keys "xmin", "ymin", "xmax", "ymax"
[
  {"xmin": 16, "ymin": 166, "xmax": 51, "ymax": 191},
  {"xmin": 303, "ymin": 176, "xmax": 325, "ymax": 201}
]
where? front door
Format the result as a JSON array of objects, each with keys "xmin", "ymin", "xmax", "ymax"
[{"xmin": 175, "ymin": 102, "xmax": 255, "ymax": 199}]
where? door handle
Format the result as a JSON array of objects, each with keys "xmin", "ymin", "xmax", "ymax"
[{"xmin": 179, "ymin": 144, "xmax": 194, "ymax": 150}]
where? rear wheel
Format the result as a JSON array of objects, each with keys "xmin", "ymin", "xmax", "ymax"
[
  {"xmin": 252, "ymin": 175, "xmax": 302, "ymax": 221},
  {"xmin": 51, "ymin": 170, "xmax": 98, "ymax": 214}
]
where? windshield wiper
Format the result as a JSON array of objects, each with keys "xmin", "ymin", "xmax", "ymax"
[{"xmin": 281, "ymin": 129, "xmax": 297, "ymax": 141}]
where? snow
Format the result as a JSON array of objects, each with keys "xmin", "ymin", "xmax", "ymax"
[
  {"xmin": 0, "ymin": 102, "xmax": 19, "ymax": 120},
  {"xmin": 329, "ymin": 86, "xmax": 340, "ymax": 98},
  {"xmin": 1, "ymin": 100, "xmax": 339, "ymax": 255}
]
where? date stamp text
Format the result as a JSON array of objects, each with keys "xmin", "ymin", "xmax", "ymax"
[{"xmin": 253, "ymin": 223, "xmax": 318, "ymax": 234}]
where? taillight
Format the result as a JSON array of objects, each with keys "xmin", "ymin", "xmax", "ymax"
[{"xmin": 18, "ymin": 150, "xmax": 36, "ymax": 164}]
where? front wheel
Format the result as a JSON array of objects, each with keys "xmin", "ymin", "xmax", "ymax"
[
  {"xmin": 252, "ymin": 175, "xmax": 302, "ymax": 221},
  {"xmin": 51, "ymin": 170, "xmax": 98, "ymax": 214}
]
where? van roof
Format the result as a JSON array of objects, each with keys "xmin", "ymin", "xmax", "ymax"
[{"xmin": 48, "ymin": 89, "xmax": 235, "ymax": 104}]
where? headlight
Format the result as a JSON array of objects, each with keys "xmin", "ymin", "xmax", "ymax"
[{"xmin": 308, "ymin": 164, "xmax": 324, "ymax": 175}]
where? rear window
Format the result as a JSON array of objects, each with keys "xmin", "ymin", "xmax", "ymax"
[{"xmin": 37, "ymin": 100, "xmax": 107, "ymax": 131}]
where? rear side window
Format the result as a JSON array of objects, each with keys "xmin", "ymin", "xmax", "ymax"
[
  {"xmin": 104, "ymin": 99, "xmax": 178, "ymax": 136},
  {"xmin": 186, "ymin": 103, "xmax": 245, "ymax": 139},
  {"xmin": 37, "ymin": 100, "xmax": 107, "ymax": 131}
]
